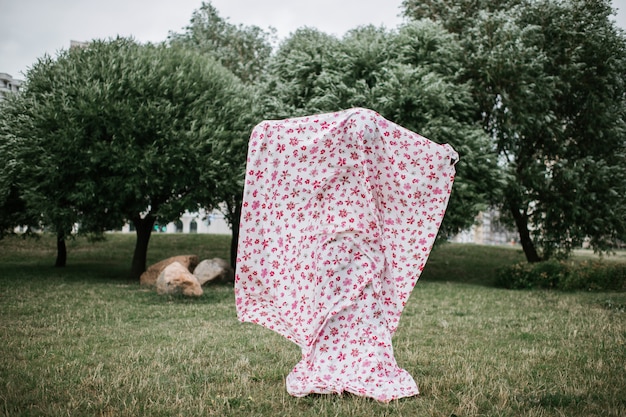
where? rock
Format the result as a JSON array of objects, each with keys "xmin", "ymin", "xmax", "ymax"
[
  {"xmin": 140, "ymin": 255, "xmax": 199, "ymax": 286},
  {"xmin": 194, "ymin": 258, "xmax": 234, "ymax": 285},
  {"xmin": 156, "ymin": 262, "xmax": 203, "ymax": 297}
]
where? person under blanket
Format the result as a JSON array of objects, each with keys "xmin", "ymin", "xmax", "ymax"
[{"xmin": 235, "ymin": 107, "xmax": 458, "ymax": 402}]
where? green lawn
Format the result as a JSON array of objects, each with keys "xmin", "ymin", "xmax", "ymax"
[{"xmin": 0, "ymin": 234, "xmax": 624, "ymax": 416}]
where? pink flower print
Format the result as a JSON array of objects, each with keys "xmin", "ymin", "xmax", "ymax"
[{"xmin": 236, "ymin": 108, "xmax": 458, "ymax": 402}]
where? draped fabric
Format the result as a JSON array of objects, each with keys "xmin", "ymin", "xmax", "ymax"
[{"xmin": 235, "ymin": 108, "xmax": 458, "ymax": 402}]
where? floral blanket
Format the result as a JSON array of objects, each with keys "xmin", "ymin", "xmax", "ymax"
[{"xmin": 235, "ymin": 108, "xmax": 458, "ymax": 402}]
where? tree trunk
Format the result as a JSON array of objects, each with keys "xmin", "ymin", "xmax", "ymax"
[
  {"xmin": 229, "ymin": 201, "xmax": 242, "ymax": 269},
  {"xmin": 55, "ymin": 233, "xmax": 67, "ymax": 267},
  {"xmin": 508, "ymin": 200, "xmax": 542, "ymax": 263},
  {"xmin": 130, "ymin": 215, "xmax": 156, "ymax": 280}
]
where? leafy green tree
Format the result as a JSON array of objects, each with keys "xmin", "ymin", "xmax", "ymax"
[
  {"xmin": 262, "ymin": 28, "xmax": 342, "ymax": 117},
  {"xmin": 0, "ymin": 114, "xmax": 40, "ymax": 239},
  {"xmin": 403, "ymin": 0, "xmax": 626, "ymax": 261},
  {"xmin": 377, "ymin": 22, "xmax": 503, "ymax": 239},
  {"xmin": 1, "ymin": 76, "xmax": 108, "ymax": 266},
  {"xmin": 4, "ymin": 38, "xmax": 254, "ymax": 277},
  {"xmin": 169, "ymin": 2, "xmax": 271, "ymax": 265},
  {"xmin": 519, "ymin": 0, "xmax": 626, "ymax": 258},
  {"xmin": 168, "ymin": 1, "xmax": 275, "ymax": 84},
  {"xmin": 263, "ymin": 23, "xmax": 501, "ymax": 238},
  {"xmin": 401, "ymin": 0, "xmax": 519, "ymax": 34}
]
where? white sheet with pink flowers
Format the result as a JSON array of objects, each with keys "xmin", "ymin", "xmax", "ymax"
[{"xmin": 235, "ymin": 108, "xmax": 458, "ymax": 402}]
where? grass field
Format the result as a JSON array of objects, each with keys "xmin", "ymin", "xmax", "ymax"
[{"xmin": 1, "ymin": 234, "xmax": 625, "ymax": 416}]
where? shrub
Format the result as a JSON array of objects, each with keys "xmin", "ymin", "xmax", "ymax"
[
  {"xmin": 496, "ymin": 260, "xmax": 566, "ymax": 290},
  {"xmin": 496, "ymin": 260, "xmax": 626, "ymax": 291},
  {"xmin": 560, "ymin": 261, "xmax": 626, "ymax": 291}
]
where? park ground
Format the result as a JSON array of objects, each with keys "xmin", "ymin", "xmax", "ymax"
[{"xmin": 0, "ymin": 234, "xmax": 625, "ymax": 416}]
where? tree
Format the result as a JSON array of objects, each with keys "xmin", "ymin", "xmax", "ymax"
[
  {"xmin": 401, "ymin": 0, "xmax": 519, "ymax": 34},
  {"xmin": 0, "ymin": 114, "xmax": 40, "ymax": 239},
  {"xmin": 403, "ymin": 0, "xmax": 626, "ymax": 261},
  {"xmin": 262, "ymin": 23, "xmax": 501, "ymax": 238},
  {"xmin": 4, "ymin": 38, "xmax": 254, "ymax": 277},
  {"xmin": 262, "ymin": 28, "xmax": 343, "ymax": 117},
  {"xmin": 1, "ymin": 75, "xmax": 105, "ymax": 266},
  {"xmin": 519, "ymin": 0, "xmax": 626, "ymax": 258},
  {"xmin": 168, "ymin": 1, "xmax": 275, "ymax": 84},
  {"xmin": 168, "ymin": 2, "xmax": 272, "ymax": 266}
]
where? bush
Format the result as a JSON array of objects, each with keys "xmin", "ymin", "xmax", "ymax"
[
  {"xmin": 560, "ymin": 261, "xmax": 626, "ymax": 291},
  {"xmin": 496, "ymin": 260, "xmax": 565, "ymax": 290},
  {"xmin": 496, "ymin": 260, "xmax": 626, "ymax": 291}
]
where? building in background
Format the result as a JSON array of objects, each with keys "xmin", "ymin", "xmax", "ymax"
[
  {"xmin": 451, "ymin": 209, "xmax": 518, "ymax": 246},
  {"xmin": 0, "ymin": 73, "xmax": 22, "ymax": 102},
  {"xmin": 70, "ymin": 40, "xmax": 88, "ymax": 49},
  {"xmin": 120, "ymin": 208, "xmax": 231, "ymax": 235}
]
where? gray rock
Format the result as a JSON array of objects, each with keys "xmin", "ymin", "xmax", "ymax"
[{"xmin": 194, "ymin": 258, "xmax": 234, "ymax": 285}]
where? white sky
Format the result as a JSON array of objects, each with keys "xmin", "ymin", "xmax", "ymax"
[
  {"xmin": 0, "ymin": 0, "xmax": 405, "ymax": 78},
  {"xmin": 1, "ymin": 0, "xmax": 625, "ymax": 80}
]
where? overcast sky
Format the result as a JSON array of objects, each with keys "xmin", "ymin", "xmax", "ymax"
[{"xmin": 1, "ymin": 0, "xmax": 625, "ymax": 80}]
